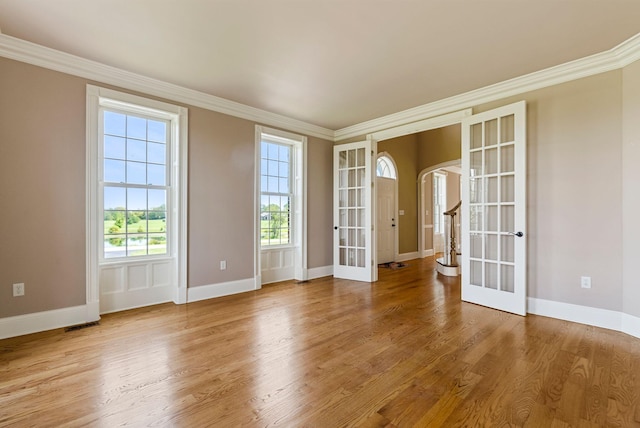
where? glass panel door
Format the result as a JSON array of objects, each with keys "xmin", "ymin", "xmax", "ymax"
[
  {"xmin": 334, "ymin": 141, "xmax": 374, "ymax": 282},
  {"xmin": 462, "ymin": 101, "xmax": 526, "ymax": 315}
]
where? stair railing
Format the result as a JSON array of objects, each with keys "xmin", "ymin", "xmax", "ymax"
[{"xmin": 443, "ymin": 200, "xmax": 462, "ymax": 266}]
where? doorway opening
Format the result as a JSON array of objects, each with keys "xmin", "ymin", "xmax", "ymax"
[
  {"xmin": 376, "ymin": 153, "xmax": 398, "ymax": 265},
  {"xmin": 363, "ymin": 103, "xmax": 527, "ymax": 315},
  {"xmin": 418, "ymin": 162, "xmax": 462, "ymax": 261}
]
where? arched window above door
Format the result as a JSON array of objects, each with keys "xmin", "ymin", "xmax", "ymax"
[{"xmin": 376, "ymin": 155, "xmax": 396, "ymax": 179}]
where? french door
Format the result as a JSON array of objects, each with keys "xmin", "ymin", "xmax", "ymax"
[
  {"xmin": 333, "ymin": 141, "xmax": 375, "ymax": 282},
  {"xmin": 461, "ymin": 101, "xmax": 527, "ymax": 315}
]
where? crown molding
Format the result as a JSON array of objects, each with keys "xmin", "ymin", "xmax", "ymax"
[
  {"xmin": 2, "ymin": 31, "xmax": 639, "ymax": 143},
  {"xmin": 335, "ymin": 32, "xmax": 640, "ymax": 141},
  {"xmin": 369, "ymin": 109, "xmax": 472, "ymax": 142},
  {"xmin": 0, "ymin": 34, "xmax": 335, "ymax": 141},
  {"xmin": 613, "ymin": 32, "xmax": 640, "ymax": 67}
]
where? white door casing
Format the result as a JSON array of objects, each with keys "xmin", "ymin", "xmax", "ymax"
[
  {"xmin": 461, "ymin": 101, "xmax": 527, "ymax": 316},
  {"xmin": 376, "ymin": 177, "xmax": 396, "ymax": 264},
  {"xmin": 334, "ymin": 140, "xmax": 375, "ymax": 282}
]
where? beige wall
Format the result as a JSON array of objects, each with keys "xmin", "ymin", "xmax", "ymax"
[
  {"xmin": 188, "ymin": 113, "xmax": 335, "ymax": 287},
  {"xmin": 417, "ymin": 125, "xmax": 461, "ymax": 172},
  {"xmin": 363, "ymin": 69, "xmax": 630, "ymax": 314},
  {"xmin": 2, "ymin": 52, "xmax": 639, "ymax": 322},
  {"xmin": 307, "ymin": 136, "xmax": 334, "ymax": 268},
  {"xmin": 622, "ymin": 60, "xmax": 640, "ymax": 318},
  {"xmin": 188, "ymin": 107, "xmax": 256, "ymax": 286},
  {"xmin": 0, "ymin": 57, "xmax": 334, "ymax": 319},
  {"xmin": 0, "ymin": 57, "xmax": 87, "ymax": 317},
  {"xmin": 477, "ymin": 70, "xmax": 624, "ymax": 312},
  {"xmin": 445, "ymin": 172, "xmax": 461, "ymax": 211}
]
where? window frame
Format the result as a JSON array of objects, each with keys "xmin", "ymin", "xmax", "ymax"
[
  {"xmin": 86, "ymin": 85, "xmax": 189, "ymax": 316},
  {"xmin": 254, "ymin": 125, "xmax": 307, "ymax": 285}
]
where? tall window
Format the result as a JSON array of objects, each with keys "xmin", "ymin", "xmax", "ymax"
[
  {"xmin": 433, "ymin": 172, "xmax": 446, "ymax": 234},
  {"xmin": 102, "ymin": 110, "xmax": 170, "ymax": 258},
  {"xmin": 260, "ymin": 138, "xmax": 292, "ymax": 246}
]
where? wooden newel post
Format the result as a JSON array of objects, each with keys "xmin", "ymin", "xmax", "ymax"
[
  {"xmin": 447, "ymin": 211, "xmax": 458, "ymax": 267},
  {"xmin": 443, "ymin": 200, "xmax": 461, "ymax": 267}
]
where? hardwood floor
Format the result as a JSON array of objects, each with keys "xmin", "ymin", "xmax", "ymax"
[{"xmin": 1, "ymin": 257, "xmax": 639, "ymax": 427}]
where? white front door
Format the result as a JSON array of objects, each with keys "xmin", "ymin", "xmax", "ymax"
[
  {"xmin": 376, "ymin": 177, "xmax": 395, "ymax": 264},
  {"xmin": 461, "ymin": 101, "xmax": 527, "ymax": 316},
  {"xmin": 334, "ymin": 141, "xmax": 375, "ymax": 282}
]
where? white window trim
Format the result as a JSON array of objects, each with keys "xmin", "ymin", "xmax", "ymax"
[
  {"xmin": 255, "ymin": 126, "xmax": 307, "ymax": 287},
  {"xmin": 86, "ymin": 85, "xmax": 189, "ymax": 320}
]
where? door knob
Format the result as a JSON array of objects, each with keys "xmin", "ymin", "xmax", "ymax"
[{"xmin": 508, "ymin": 231, "xmax": 524, "ymax": 237}]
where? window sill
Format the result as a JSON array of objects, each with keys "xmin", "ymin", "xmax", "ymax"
[
  {"xmin": 260, "ymin": 245, "xmax": 294, "ymax": 251},
  {"xmin": 99, "ymin": 254, "xmax": 174, "ymax": 266}
]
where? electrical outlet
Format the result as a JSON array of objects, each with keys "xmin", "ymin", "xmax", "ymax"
[
  {"xmin": 13, "ymin": 283, "xmax": 25, "ymax": 297},
  {"xmin": 581, "ymin": 276, "xmax": 591, "ymax": 289},
  {"xmin": 220, "ymin": 260, "xmax": 227, "ymax": 270}
]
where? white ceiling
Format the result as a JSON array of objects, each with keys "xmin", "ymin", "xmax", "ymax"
[{"xmin": 1, "ymin": 0, "xmax": 639, "ymax": 130}]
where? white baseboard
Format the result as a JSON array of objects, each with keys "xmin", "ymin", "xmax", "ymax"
[
  {"xmin": 308, "ymin": 265, "xmax": 333, "ymax": 279},
  {"xmin": 187, "ymin": 278, "xmax": 257, "ymax": 303},
  {"xmin": 0, "ymin": 304, "xmax": 99, "ymax": 340},
  {"xmin": 397, "ymin": 252, "xmax": 420, "ymax": 262},
  {"xmin": 189, "ymin": 268, "xmax": 332, "ymax": 304},
  {"xmin": 262, "ymin": 266, "xmax": 333, "ymax": 285},
  {"xmin": 4, "ymin": 286, "xmax": 639, "ymax": 341},
  {"xmin": 527, "ymin": 297, "xmax": 640, "ymax": 338},
  {"xmin": 622, "ymin": 313, "xmax": 640, "ymax": 339},
  {"xmin": 421, "ymin": 249, "xmax": 435, "ymax": 257}
]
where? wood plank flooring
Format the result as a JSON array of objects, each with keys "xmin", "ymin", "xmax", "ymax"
[{"xmin": 1, "ymin": 257, "xmax": 640, "ymax": 427}]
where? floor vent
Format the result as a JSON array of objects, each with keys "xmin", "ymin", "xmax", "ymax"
[{"xmin": 65, "ymin": 321, "xmax": 100, "ymax": 332}]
